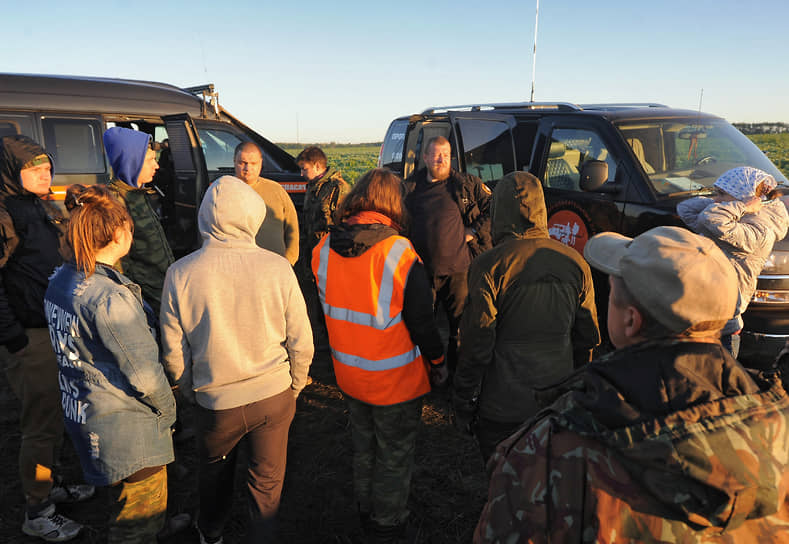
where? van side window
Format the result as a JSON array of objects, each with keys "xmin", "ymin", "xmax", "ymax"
[
  {"xmin": 196, "ymin": 127, "xmax": 243, "ymax": 172},
  {"xmin": 544, "ymin": 128, "xmax": 617, "ymax": 191},
  {"xmin": 0, "ymin": 114, "xmax": 36, "ymax": 140},
  {"xmin": 41, "ymin": 117, "xmax": 105, "ymax": 174},
  {"xmin": 456, "ymin": 119, "xmax": 514, "ymax": 184}
]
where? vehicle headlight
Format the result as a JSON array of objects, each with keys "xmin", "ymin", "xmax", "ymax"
[
  {"xmin": 762, "ymin": 250, "xmax": 789, "ymax": 274},
  {"xmin": 752, "ymin": 290, "xmax": 789, "ymax": 304}
]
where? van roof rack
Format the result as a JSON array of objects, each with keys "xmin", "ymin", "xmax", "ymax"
[
  {"xmin": 184, "ymin": 84, "xmax": 220, "ymax": 118},
  {"xmin": 421, "ymin": 102, "xmax": 671, "ymax": 115},
  {"xmin": 421, "ymin": 102, "xmax": 582, "ymax": 114},
  {"xmin": 580, "ymin": 103, "xmax": 669, "ymax": 109}
]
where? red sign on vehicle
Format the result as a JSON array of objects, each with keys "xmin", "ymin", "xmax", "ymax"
[{"xmin": 547, "ymin": 210, "xmax": 589, "ymax": 252}]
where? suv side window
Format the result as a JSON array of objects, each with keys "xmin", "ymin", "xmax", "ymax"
[
  {"xmin": 544, "ymin": 128, "xmax": 617, "ymax": 191},
  {"xmin": 41, "ymin": 117, "xmax": 105, "ymax": 174},
  {"xmin": 514, "ymin": 121, "xmax": 538, "ymax": 171},
  {"xmin": 380, "ymin": 119, "xmax": 408, "ymax": 171},
  {"xmin": 405, "ymin": 121, "xmax": 451, "ymax": 178},
  {"xmin": 196, "ymin": 126, "xmax": 244, "ymax": 173},
  {"xmin": 456, "ymin": 119, "xmax": 514, "ymax": 184}
]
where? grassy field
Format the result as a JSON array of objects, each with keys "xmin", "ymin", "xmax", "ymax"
[
  {"xmin": 278, "ymin": 134, "xmax": 789, "ymax": 184},
  {"xmin": 748, "ymin": 133, "xmax": 789, "ymax": 179},
  {"xmin": 279, "ymin": 144, "xmax": 381, "ymax": 185}
]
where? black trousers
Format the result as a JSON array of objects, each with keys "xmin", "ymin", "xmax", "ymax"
[{"xmin": 433, "ymin": 271, "xmax": 468, "ymax": 372}]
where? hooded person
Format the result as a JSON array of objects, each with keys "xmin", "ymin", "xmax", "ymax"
[
  {"xmin": 452, "ymin": 171, "xmax": 600, "ymax": 463},
  {"xmin": 160, "ymin": 175, "xmax": 313, "ymax": 544},
  {"xmin": 475, "ymin": 226, "xmax": 789, "ymax": 543},
  {"xmin": 103, "ymin": 127, "xmax": 174, "ymax": 316},
  {"xmin": 677, "ymin": 166, "xmax": 789, "ymax": 357},
  {"xmin": 0, "ymin": 135, "xmax": 93, "ymax": 541}
]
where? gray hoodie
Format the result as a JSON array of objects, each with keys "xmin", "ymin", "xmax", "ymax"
[
  {"xmin": 160, "ymin": 176, "xmax": 313, "ymax": 410},
  {"xmin": 678, "ymin": 196, "xmax": 789, "ymax": 333}
]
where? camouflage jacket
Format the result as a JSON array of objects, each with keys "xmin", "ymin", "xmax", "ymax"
[
  {"xmin": 301, "ymin": 167, "xmax": 349, "ymax": 252},
  {"xmin": 107, "ymin": 178, "xmax": 174, "ymax": 317},
  {"xmin": 475, "ymin": 339, "xmax": 789, "ymax": 543}
]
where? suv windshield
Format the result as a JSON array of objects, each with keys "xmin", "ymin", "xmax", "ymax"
[{"xmin": 616, "ymin": 119, "xmax": 786, "ymax": 195}]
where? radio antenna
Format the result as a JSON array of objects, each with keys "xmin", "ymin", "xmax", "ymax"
[{"xmin": 530, "ymin": 0, "xmax": 540, "ymax": 102}]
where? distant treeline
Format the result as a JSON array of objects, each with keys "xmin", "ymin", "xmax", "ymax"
[
  {"xmin": 734, "ymin": 123, "xmax": 789, "ymax": 135},
  {"xmin": 276, "ymin": 142, "xmax": 383, "ymax": 148}
]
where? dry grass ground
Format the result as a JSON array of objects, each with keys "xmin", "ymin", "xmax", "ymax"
[{"xmin": 0, "ymin": 351, "xmax": 488, "ymax": 543}]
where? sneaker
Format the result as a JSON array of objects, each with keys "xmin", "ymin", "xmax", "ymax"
[
  {"xmin": 195, "ymin": 522, "xmax": 224, "ymax": 544},
  {"xmin": 49, "ymin": 483, "xmax": 95, "ymax": 504},
  {"xmin": 22, "ymin": 503, "xmax": 82, "ymax": 542}
]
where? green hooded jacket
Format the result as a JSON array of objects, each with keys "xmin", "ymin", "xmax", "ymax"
[
  {"xmin": 454, "ymin": 172, "xmax": 600, "ymax": 423},
  {"xmin": 107, "ymin": 178, "xmax": 174, "ymax": 316}
]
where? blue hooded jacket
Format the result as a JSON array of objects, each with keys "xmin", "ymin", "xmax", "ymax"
[{"xmin": 103, "ymin": 127, "xmax": 151, "ymax": 188}]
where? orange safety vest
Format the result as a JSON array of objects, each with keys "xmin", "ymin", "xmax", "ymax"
[{"xmin": 312, "ymin": 233, "xmax": 431, "ymax": 406}]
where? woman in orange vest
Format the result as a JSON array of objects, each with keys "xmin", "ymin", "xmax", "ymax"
[{"xmin": 312, "ymin": 168, "xmax": 447, "ymax": 542}]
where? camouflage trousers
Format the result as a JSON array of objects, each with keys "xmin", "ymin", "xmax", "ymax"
[
  {"xmin": 346, "ymin": 395, "xmax": 423, "ymax": 527},
  {"xmin": 107, "ymin": 466, "xmax": 167, "ymax": 544}
]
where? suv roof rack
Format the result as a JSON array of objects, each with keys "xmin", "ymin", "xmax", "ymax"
[
  {"xmin": 580, "ymin": 103, "xmax": 669, "ymax": 110},
  {"xmin": 421, "ymin": 102, "xmax": 583, "ymax": 114},
  {"xmin": 184, "ymin": 83, "xmax": 220, "ymax": 118}
]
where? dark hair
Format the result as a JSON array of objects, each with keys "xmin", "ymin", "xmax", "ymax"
[
  {"xmin": 233, "ymin": 141, "xmax": 262, "ymax": 161},
  {"xmin": 334, "ymin": 168, "xmax": 406, "ymax": 229},
  {"xmin": 65, "ymin": 184, "xmax": 132, "ymax": 276},
  {"xmin": 295, "ymin": 146, "xmax": 327, "ymax": 169}
]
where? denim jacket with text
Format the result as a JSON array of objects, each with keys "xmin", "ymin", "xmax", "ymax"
[{"xmin": 44, "ymin": 262, "xmax": 175, "ymax": 485}]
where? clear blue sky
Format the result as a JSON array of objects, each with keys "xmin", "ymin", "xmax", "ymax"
[{"xmin": 3, "ymin": 0, "xmax": 788, "ymax": 143}]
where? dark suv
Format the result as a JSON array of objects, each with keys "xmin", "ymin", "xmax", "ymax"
[{"xmin": 378, "ymin": 102, "xmax": 789, "ymax": 364}]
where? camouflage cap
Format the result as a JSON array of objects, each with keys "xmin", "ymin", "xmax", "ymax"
[
  {"xmin": 21, "ymin": 154, "xmax": 51, "ymax": 170},
  {"xmin": 583, "ymin": 226, "xmax": 738, "ymax": 334}
]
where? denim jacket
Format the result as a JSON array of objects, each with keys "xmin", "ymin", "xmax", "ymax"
[{"xmin": 44, "ymin": 262, "xmax": 175, "ymax": 486}]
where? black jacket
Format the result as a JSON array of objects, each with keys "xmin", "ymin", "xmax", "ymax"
[
  {"xmin": 404, "ymin": 168, "xmax": 493, "ymax": 259},
  {"xmin": 0, "ymin": 135, "xmax": 68, "ymax": 351},
  {"xmin": 329, "ymin": 221, "xmax": 444, "ymax": 360}
]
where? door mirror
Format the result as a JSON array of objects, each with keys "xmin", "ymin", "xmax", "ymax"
[{"xmin": 579, "ymin": 160, "xmax": 608, "ymax": 191}]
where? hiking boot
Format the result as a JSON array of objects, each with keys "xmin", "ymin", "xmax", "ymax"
[
  {"xmin": 22, "ymin": 503, "xmax": 82, "ymax": 542},
  {"xmin": 195, "ymin": 522, "xmax": 224, "ymax": 544},
  {"xmin": 49, "ymin": 482, "xmax": 95, "ymax": 504}
]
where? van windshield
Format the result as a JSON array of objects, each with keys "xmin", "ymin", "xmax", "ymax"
[{"xmin": 615, "ymin": 119, "xmax": 786, "ymax": 195}]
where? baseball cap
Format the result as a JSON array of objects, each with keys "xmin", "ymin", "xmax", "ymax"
[{"xmin": 583, "ymin": 226, "xmax": 737, "ymax": 335}]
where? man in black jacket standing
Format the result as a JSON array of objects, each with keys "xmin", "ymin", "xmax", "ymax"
[
  {"xmin": 404, "ymin": 136, "xmax": 492, "ymax": 372},
  {"xmin": 0, "ymin": 135, "xmax": 92, "ymax": 541}
]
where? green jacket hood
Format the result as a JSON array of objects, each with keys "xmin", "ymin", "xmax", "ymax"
[{"xmin": 491, "ymin": 171, "xmax": 549, "ymax": 244}]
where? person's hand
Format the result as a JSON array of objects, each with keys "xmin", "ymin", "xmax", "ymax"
[
  {"xmin": 430, "ymin": 362, "xmax": 449, "ymax": 387},
  {"xmin": 464, "ymin": 227, "xmax": 475, "ymax": 243},
  {"xmin": 743, "ymin": 196, "xmax": 762, "ymax": 214},
  {"xmin": 452, "ymin": 393, "xmax": 477, "ymax": 436}
]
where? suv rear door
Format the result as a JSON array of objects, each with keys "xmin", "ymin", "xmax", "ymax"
[{"xmin": 449, "ymin": 113, "xmax": 516, "ymax": 187}]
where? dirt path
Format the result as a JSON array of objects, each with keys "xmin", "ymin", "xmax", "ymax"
[{"xmin": 0, "ymin": 351, "xmax": 487, "ymax": 543}]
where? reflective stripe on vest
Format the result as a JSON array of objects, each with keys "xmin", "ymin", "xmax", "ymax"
[
  {"xmin": 312, "ymin": 233, "xmax": 431, "ymax": 405},
  {"xmin": 315, "ymin": 235, "xmax": 410, "ymax": 330}
]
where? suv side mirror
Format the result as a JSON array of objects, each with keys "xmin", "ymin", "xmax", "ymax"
[{"xmin": 579, "ymin": 160, "xmax": 609, "ymax": 191}]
